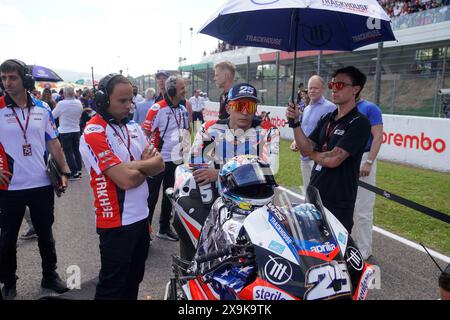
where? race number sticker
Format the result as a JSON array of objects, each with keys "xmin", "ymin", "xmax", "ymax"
[{"xmin": 304, "ymin": 262, "xmax": 352, "ymax": 300}]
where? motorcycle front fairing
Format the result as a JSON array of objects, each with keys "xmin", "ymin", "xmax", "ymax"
[{"xmin": 241, "ymin": 198, "xmax": 376, "ymax": 300}]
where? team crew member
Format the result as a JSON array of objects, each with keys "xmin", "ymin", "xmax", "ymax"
[
  {"xmin": 286, "ymin": 66, "xmax": 371, "ymax": 232},
  {"xmin": 191, "ymin": 83, "xmax": 279, "ymax": 186},
  {"xmin": 79, "ymin": 74, "xmax": 164, "ymax": 300},
  {"xmin": 352, "ymin": 98, "xmax": 383, "ymax": 260},
  {"xmin": 189, "ymin": 89, "xmax": 206, "ymax": 126},
  {"xmin": 142, "ymin": 75, "xmax": 190, "ymax": 242},
  {"xmin": 0, "ymin": 59, "xmax": 70, "ymax": 300},
  {"xmin": 214, "ymin": 61, "xmax": 235, "ymax": 120}
]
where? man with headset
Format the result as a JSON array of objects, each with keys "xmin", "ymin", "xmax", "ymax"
[
  {"xmin": 142, "ymin": 75, "xmax": 190, "ymax": 242},
  {"xmin": 0, "ymin": 59, "xmax": 71, "ymax": 299},
  {"xmin": 79, "ymin": 73, "xmax": 164, "ymax": 299}
]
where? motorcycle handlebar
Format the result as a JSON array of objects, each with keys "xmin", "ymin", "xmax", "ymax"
[{"xmin": 195, "ymin": 246, "xmax": 232, "ymax": 264}]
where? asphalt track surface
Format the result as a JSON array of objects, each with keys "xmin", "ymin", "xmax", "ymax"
[{"xmin": 8, "ymin": 175, "xmax": 448, "ymax": 300}]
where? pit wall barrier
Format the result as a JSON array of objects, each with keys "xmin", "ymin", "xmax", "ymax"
[{"xmin": 203, "ymin": 102, "xmax": 450, "ymax": 173}]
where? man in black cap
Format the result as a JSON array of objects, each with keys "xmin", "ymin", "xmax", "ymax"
[
  {"xmin": 191, "ymin": 83, "xmax": 279, "ymax": 186},
  {"xmin": 154, "ymin": 70, "xmax": 169, "ymax": 103}
]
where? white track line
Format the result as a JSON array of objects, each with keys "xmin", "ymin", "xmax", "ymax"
[{"xmin": 277, "ymin": 186, "xmax": 450, "ymax": 264}]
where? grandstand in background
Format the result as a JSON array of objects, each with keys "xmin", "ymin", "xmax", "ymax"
[{"xmin": 136, "ymin": 4, "xmax": 450, "ymax": 118}]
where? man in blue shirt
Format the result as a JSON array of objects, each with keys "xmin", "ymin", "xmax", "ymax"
[
  {"xmin": 290, "ymin": 75, "xmax": 336, "ymax": 194},
  {"xmin": 352, "ymin": 98, "xmax": 383, "ymax": 260},
  {"xmin": 133, "ymin": 88, "xmax": 155, "ymax": 125}
]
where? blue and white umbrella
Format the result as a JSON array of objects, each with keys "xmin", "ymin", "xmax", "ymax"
[
  {"xmin": 200, "ymin": 0, "xmax": 395, "ymax": 51},
  {"xmin": 30, "ymin": 65, "xmax": 63, "ymax": 82},
  {"xmin": 199, "ymin": 0, "xmax": 396, "ymax": 102}
]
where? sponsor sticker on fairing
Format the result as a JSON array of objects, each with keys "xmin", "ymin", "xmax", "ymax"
[
  {"xmin": 309, "ymin": 241, "xmax": 337, "ymax": 254},
  {"xmin": 356, "ymin": 267, "xmax": 376, "ymax": 300},
  {"xmin": 268, "ymin": 240, "xmax": 286, "ymax": 255},
  {"xmin": 253, "ymin": 286, "xmax": 295, "ymax": 301}
]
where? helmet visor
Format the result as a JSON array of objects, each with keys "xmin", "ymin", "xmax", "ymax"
[{"xmin": 227, "ymin": 162, "xmax": 276, "ymax": 189}]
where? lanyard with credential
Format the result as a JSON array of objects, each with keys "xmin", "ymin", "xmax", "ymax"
[
  {"xmin": 109, "ymin": 124, "xmax": 135, "ymax": 161},
  {"xmin": 10, "ymin": 106, "xmax": 33, "ymax": 156},
  {"xmin": 170, "ymin": 106, "xmax": 184, "ymax": 143},
  {"xmin": 322, "ymin": 118, "xmax": 339, "ymax": 152}
]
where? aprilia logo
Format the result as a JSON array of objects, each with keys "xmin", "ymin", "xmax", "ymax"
[{"xmin": 310, "ymin": 241, "xmax": 336, "ymax": 254}]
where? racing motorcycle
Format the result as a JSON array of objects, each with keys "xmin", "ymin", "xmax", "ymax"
[{"xmin": 165, "ymin": 157, "xmax": 376, "ymax": 300}]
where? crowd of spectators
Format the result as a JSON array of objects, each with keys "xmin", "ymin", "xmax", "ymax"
[
  {"xmin": 378, "ymin": 0, "xmax": 449, "ymax": 17},
  {"xmin": 208, "ymin": 41, "xmax": 244, "ymax": 55}
]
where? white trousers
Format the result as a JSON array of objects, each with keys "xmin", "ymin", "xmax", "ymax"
[
  {"xmin": 300, "ymin": 159, "xmax": 314, "ymax": 196},
  {"xmin": 352, "ymin": 152, "xmax": 377, "ymax": 260}
]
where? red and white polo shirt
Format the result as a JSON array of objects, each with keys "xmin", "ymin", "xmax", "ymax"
[{"xmin": 79, "ymin": 114, "xmax": 149, "ymax": 229}]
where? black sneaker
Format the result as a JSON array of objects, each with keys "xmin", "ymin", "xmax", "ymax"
[
  {"xmin": 41, "ymin": 274, "xmax": 69, "ymax": 294},
  {"xmin": 156, "ymin": 228, "xmax": 179, "ymax": 242},
  {"xmin": 1, "ymin": 282, "xmax": 17, "ymax": 300},
  {"xmin": 20, "ymin": 228, "xmax": 37, "ymax": 240},
  {"xmin": 69, "ymin": 173, "xmax": 81, "ymax": 181}
]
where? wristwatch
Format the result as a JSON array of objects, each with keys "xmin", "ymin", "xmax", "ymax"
[
  {"xmin": 291, "ymin": 121, "xmax": 301, "ymax": 128},
  {"xmin": 366, "ymin": 159, "xmax": 374, "ymax": 165}
]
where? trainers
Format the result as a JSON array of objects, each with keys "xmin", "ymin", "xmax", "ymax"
[
  {"xmin": 156, "ymin": 228, "xmax": 179, "ymax": 242},
  {"xmin": 69, "ymin": 172, "xmax": 81, "ymax": 181},
  {"xmin": 20, "ymin": 228, "xmax": 37, "ymax": 240},
  {"xmin": 41, "ymin": 274, "xmax": 69, "ymax": 294},
  {"xmin": 1, "ymin": 282, "xmax": 17, "ymax": 300}
]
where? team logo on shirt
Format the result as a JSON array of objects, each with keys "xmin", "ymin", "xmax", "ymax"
[{"xmin": 85, "ymin": 124, "xmax": 104, "ymax": 134}]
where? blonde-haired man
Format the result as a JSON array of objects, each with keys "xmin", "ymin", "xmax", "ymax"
[{"xmin": 214, "ymin": 61, "xmax": 235, "ymax": 120}]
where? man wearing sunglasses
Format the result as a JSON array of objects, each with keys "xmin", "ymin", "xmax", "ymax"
[
  {"xmin": 286, "ymin": 66, "xmax": 371, "ymax": 232},
  {"xmin": 191, "ymin": 83, "xmax": 279, "ymax": 186}
]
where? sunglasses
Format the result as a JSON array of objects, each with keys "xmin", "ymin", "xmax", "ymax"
[
  {"xmin": 328, "ymin": 81, "xmax": 353, "ymax": 90},
  {"xmin": 228, "ymin": 99, "xmax": 257, "ymax": 113}
]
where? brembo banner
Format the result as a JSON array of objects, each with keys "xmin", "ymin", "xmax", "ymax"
[{"xmin": 204, "ymin": 102, "xmax": 450, "ymax": 172}]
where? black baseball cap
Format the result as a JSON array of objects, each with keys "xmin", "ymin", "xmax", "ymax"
[
  {"xmin": 227, "ymin": 83, "xmax": 259, "ymax": 102},
  {"xmin": 155, "ymin": 70, "xmax": 169, "ymax": 79}
]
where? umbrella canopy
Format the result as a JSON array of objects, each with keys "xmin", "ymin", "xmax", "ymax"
[
  {"xmin": 30, "ymin": 65, "xmax": 64, "ymax": 82},
  {"xmin": 199, "ymin": 0, "xmax": 395, "ymax": 52}
]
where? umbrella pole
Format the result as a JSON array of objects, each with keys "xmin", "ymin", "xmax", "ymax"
[
  {"xmin": 91, "ymin": 66, "xmax": 95, "ymax": 91},
  {"xmin": 289, "ymin": 9, "xmax": 300, "ymax": 128}
]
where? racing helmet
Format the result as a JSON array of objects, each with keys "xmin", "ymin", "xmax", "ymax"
[{"xmin": 218, "ymin": 155, "xmax": 277, "ymax": 215}]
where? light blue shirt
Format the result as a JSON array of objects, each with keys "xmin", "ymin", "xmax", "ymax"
[
  {"xmin": 301, "ymin": 96, "xmax": 336, "ymax": 161},
  {"xmin": 133, "ymin": 99, "xmax": 155, "ymax": 125}
]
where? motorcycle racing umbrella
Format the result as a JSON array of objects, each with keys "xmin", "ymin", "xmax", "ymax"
[
  {"xmin": 29, "ymin": 65, "xmax": 64, "ymax": 82},
  {"xmin": 199, "ymin": 0, "xmax": 396, "ymax": 121}
]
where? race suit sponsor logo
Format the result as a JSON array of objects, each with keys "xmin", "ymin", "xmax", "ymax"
[{"xmin": 253, "ymin": 286, "xmax": 294, "ymax": 300}]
